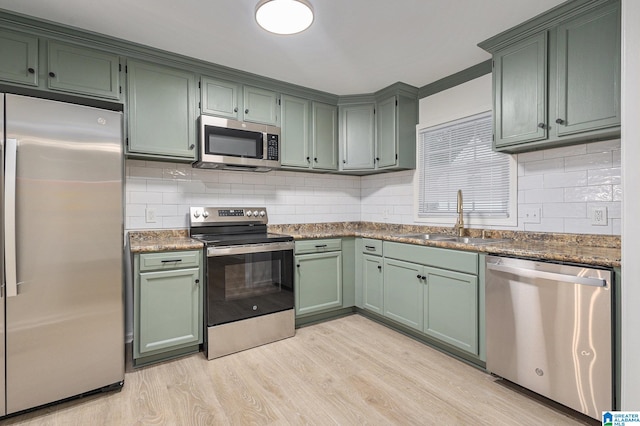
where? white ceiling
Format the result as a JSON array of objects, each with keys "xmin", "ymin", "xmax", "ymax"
[{"xmin": 0, "ymin": 0, "xmax": 565, "ymax": 95}]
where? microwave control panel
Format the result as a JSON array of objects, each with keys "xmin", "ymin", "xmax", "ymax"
[{"xmin": 267, "ymin": 134, "xmax": 279, "ymax": 160}]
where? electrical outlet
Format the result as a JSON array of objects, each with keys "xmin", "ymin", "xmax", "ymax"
[
  {"xmin": 521, "ymin": 207, "xmax": 541, "ymax": 224},
  {"xmin": 592, "ymin": 206, "xmax": 608, "ymax": 226},
  {"xmin": 145, "ymin": 207, "xmax": 157, "ymax": 223},
  {"xmin": 382, "ymin": 208, "xmax": 390, "ymax": 220}
]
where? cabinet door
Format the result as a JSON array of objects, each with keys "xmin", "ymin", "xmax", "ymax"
[
  {"xmin": 0, "ymin": 29, "xmax": 38, "ymax": 86},
  {"xmin": 137, "ymin": 267, "xmax": 201, "ymax": 355},
  {"xmin": 383, "ymin": 259, "xmax": 423, "ymax": 331},
  {"xmin": 280, "ymin": 94, "xmax": 310, "ymax": 168},
  {"xmin": 556, "ymin": 2, "xmax": 620, "ymax": 136},
  {"xmin": 494, "ymin": 32, "xmax": 547, "ymax": 148},
  {"xmin": 375, "ymin": 96, "xmax": 397, "ymax": 168},
  {"xmin": 243, "ymin": 86, "xmax": 279, "ymax": 125},
  {"xmin": 340, "ymin": 103, "xmax": 375, "ymax": 170},
  {"xmin": 362, "ymin": 254, "xmax": 384, "ymax": 315},
  {"xmin": 47, "ymin": 41, "xmax": 120, "ymax": 99},
  {"xmin": 201, "ymin": 77, "xmax": 240, "ymax": 119},
  {"xmin": 127, "ymin": 60, "xmax": 197, "ymax": 159},
  {"xmin": 312, "ymin": 102, "xmax": 338, "ymax": 170},
  {"xmin": 295, "ymin": 251, "xmax": 342, "ymax": 316},
  {"xmin": 423, "ymin": 267, "xmax": 478, "ymax": 355}
]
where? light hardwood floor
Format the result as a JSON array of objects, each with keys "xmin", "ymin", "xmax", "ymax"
[{"xmin": 0, "ymin": 315, "xmax": 596, "ymax": 425}]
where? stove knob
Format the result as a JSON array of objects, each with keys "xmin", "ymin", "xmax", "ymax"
[
  {"xmin": 259, "ymin": 210, "xmax": 266, "ymax": 217},
  {"xmin": 202, "ymin": 211, "xmax": 209, "ymax": 218},
  {"xmin": 246, "ymin": 210, "xmax": 253, "ymax": 217},
  {"xmin": 193, "ymin": 210, "xmax": 201, "ymax": 218},
  {"xmin": 253, "ymin": 210, "xmax": 259, "ymax": 217}
]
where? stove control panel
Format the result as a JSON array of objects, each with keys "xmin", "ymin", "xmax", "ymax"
[{"xmin": 189, "ymin": 207, "xmax": 268, "ymax": 225}]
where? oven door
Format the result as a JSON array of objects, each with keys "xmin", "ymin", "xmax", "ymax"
[{"xmin": 206, "ymin": 243, "xmax": 294, "ymax": 326}]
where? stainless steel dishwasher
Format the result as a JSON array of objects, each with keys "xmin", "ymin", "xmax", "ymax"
[{"xmin": 485, "ymin": 255, "xmax": 614, "ymax": 420}]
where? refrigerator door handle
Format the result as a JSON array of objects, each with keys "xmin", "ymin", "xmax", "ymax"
[{"xmin": 5, "ymin": 138, "xmax": 18, "ymax": 298}]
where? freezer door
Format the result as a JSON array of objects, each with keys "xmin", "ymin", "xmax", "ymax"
[
  {"xmin": 4, "ymin": 94, "xmax": 124, "ymax": 414},
  {"xmin": 0, "ymin": 93, "xmax": 5, "ymax": 416}
]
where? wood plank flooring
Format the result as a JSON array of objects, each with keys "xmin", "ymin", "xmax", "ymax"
[{"xmin": 0, "ymin": 315, "xmax": 596, "ymax": 425}]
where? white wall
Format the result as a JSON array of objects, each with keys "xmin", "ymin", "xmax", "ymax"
[
  {"xmin": 361, "ymin": 75, "xmax": 622, "ymax": 235},
  {"xmin": 126, "ymin": 160, "xmax": 361, "ymax": 229},
  {"xmin": 620, "ymin": 0, "xmax": 640, "ymax": 409}
]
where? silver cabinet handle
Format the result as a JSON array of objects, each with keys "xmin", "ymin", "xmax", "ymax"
[
  {"xmin": 4, "ymin": 139, "xmax": 18, "ymax": 298},
  {"xmin": 486, "ymin": 262, "xmax": 606, "ymax": 287}
]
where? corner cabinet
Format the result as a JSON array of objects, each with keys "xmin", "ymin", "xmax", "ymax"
[
  {"xmin": 294, "ymin": 239, "xmax": 343, "ymax": 316},
  {"xmin": 482, "ymin": 0, "xmax": 620, "ymax": 153},
  {"xmin": 126, "ymin": 60, "xmax": 197, "ymax": 161},
  {"xmin": 339, "ymin": 84, "xmax": 417, "ymax": 174},
  {"xmin": 133, "ymin": 250, "xmax": 203, "ymax": 366},
  {"xmin": 280, "ymin": 95, "xmax": 338, "ymax": 171}
]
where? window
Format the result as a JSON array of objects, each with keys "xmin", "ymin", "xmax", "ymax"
[{"xmin": 415, "ymin": 111, "xmax": 517, "ymax": 226}]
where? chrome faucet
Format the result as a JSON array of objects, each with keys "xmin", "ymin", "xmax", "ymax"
[{"xmin": 454, "ymin": 189, "xmax": 465, "ymax": 236}]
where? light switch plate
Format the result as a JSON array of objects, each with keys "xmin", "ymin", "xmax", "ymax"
[
  {"xmin": 145, "ymin": 207, "xmax": 157, "ymax": 223},
  {"xmin": 592, "ymin": 206, "xmax": 608, "ymax": 226}
]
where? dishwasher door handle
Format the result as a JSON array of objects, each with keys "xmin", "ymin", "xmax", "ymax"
[{"xmin": 486, "ymin": 262, "xmax": 607, "ymax": 287}]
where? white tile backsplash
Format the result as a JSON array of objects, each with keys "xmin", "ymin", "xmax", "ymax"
[{"xmin": 125, "ymin": 139, "xmax": 621, "ymax": 235}]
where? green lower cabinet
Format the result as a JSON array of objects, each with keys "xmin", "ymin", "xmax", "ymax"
[
  {"xmin": 423, "ymin": 267, "xmax": 478, "ymax": 355},
  {"xmin": 295, "ymin": 251, "xmax": 342, "ymax": 316},
  {"xmin": 134, "ymin": 250, "xmax": 203, "ymax": 366},
  {"xmin": 383, "ymin": 258, "xmax": 423, "ymax": 331},
  {"xmin": 362, "ymin": 254, "xmax": 384, "ymax": 315}
]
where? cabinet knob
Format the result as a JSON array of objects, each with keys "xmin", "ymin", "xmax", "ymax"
[
  {"xmin": 189, "ymin": 144, "xmax": 195, "ymax": 150},
  {"xmin": 343, "ymin": 160, "xmax": 346, "ymax": 164},
  {"xmin": 195, "ymin": 279, "xmax": 200, "ymax": 285},
  {"xmin": 296, "ymin": 264, "xmax": 300, "ymax": 268},
  {"xmin": 376, "ymin": 157, "xmax": 380, "ymax": 161},
  {"xmin": 555, "ymin": 118, "xmax": 565, "ymax": 125},
  {"xmin": 48, "ymin": 71, "xmax": 56, "ymax": 78},
  {"xmin": 314, "ymin": 157, "xmax": 318, "ymax": 162},
  {"xmin": 234, "ymin": 107, "xmax": 238, "ymax": 112},
  {"xmin": 306, "ymin": 156, "xmax": 310, "ymax": 163},
  {"xmin": 377, "ymin": 265, "xmax": 382, "ymax": 270},
  {"xmin": 27, "ymin": 67, "xmax": 35, "ymax": 74},
  {"xmin": 245, "ymin": 109, "xmax": 249, "ymax": 114},
  {"xmin": 416, "ymin": 274, "xmax": 421, "ymax": 279},
  {"xmin": 537, "ymin": 122, "xmax": 546, "ymax": 129}
]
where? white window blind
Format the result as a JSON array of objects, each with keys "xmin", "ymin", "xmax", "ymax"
[{"xmin": 417, "ymin": 111, "xmax": 512, "ymax": 219}]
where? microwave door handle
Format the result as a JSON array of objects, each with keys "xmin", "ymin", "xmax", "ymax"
[{"xmin": 4, "ymin": 139, "xmax": 18, "ymax": 298}]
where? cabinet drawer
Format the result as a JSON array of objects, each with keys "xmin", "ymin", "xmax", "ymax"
[
  {"xmin": 295, "ymin": 238, "xmax": 341, "ymax": 254},
  {"xmin": 383, "ymin": 241, "xmax": 478, "ymax": 275},
  {"xmin": 139, "ymin": 250, "xmax": 201, "ymax": 272},
  {"xmin": 362, "ymin": 238, "xmax": 383, "ymax": 256}
]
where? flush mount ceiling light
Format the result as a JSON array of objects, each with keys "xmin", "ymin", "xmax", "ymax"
[{"xmin": 255, "ymin": 0, "xmax": 314, "ymax": 35}]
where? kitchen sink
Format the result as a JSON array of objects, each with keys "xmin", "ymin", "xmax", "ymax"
[
  {"xmin": 393, "ymin": 233, "xmax": 511, "ymax": 245},
  {"xmin": 393, "ymin": 233, "xmax": 455, "ymax": 241}
]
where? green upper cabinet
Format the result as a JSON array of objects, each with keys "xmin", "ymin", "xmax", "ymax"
[
  {"xmin": 339, "ymin": 102, "xmax": 375, "ymax": 170},
  {"xmin": 481, "ymin": 0, "xmax": 621, "ymax": 153},
  {"xmin": 243, "ymin": 85, "xmax": 279, "ymax": 125},
  {"xmin": 127, "ymin": 59, "xmax": 197, "ymax": 161},
  {"xmin": 47, "ymin": 41, "xmax": 120, "ymax": 99},
  {"xmin": 493, "ymin": 33, "xmax": 547, "ymax": 147},
  {"xmin": 375, "ymin": 92, "xmax": 417, "ymax": 170},
  {"xmin": 280, "ymin": 94, "xmax": 311, "ymax": 168},
  {"xmin": 200, "ymin": 76, "xmax": 240, "ymax": 119},
  {"xmin": 555, "ymin": 2, "xmax": 620, "ymax": 137},
  {"xmin": 311, "ymin": 102, "xmax": 338, "ymax": 170},
  {"xmin": 0, "ymin": 28, "xmax": 38, "ymax": 86}
]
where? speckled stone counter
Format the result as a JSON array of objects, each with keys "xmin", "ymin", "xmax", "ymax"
[
  {"xmin": 269, "ymin": 222, "xmax": 621, "ymax": 268},
  {"xmin": 128, "ymin": 230, "xmax": 204, "ymax": 253},
  {"xmin": 127, "ymin": 223, "xmax": 620, "ymax": 267}
]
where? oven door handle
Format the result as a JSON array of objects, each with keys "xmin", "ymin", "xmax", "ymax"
[{"xmin": 207, "ymin": 241, "xmax": 294, "ymax": 257}]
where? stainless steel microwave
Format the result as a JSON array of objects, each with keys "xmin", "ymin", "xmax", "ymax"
[{"xmin": 194, "ymin": 115, "xmax": 281, "ymax": 172}]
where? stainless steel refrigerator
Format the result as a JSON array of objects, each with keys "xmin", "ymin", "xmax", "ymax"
[{"xmin": 0, "ymin": 93, "xmax": 124, "ymax": 416}]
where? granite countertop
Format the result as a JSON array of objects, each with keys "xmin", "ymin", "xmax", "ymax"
[
  {"xmin": 127, "ymin": 223, "xmax": 621, "ymax": 268},
  {"xmin": 269, "ymin": 222, "xmax": 621, "ymax": 268},
  {"xmin": 128, "ymin": 230, "xmax": 204, "ymax": 253}
]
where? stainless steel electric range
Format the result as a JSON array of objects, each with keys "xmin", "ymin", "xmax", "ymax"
[{"xmin": 189, "ymin": 207, "xmax": 295, "ymax": 359}]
